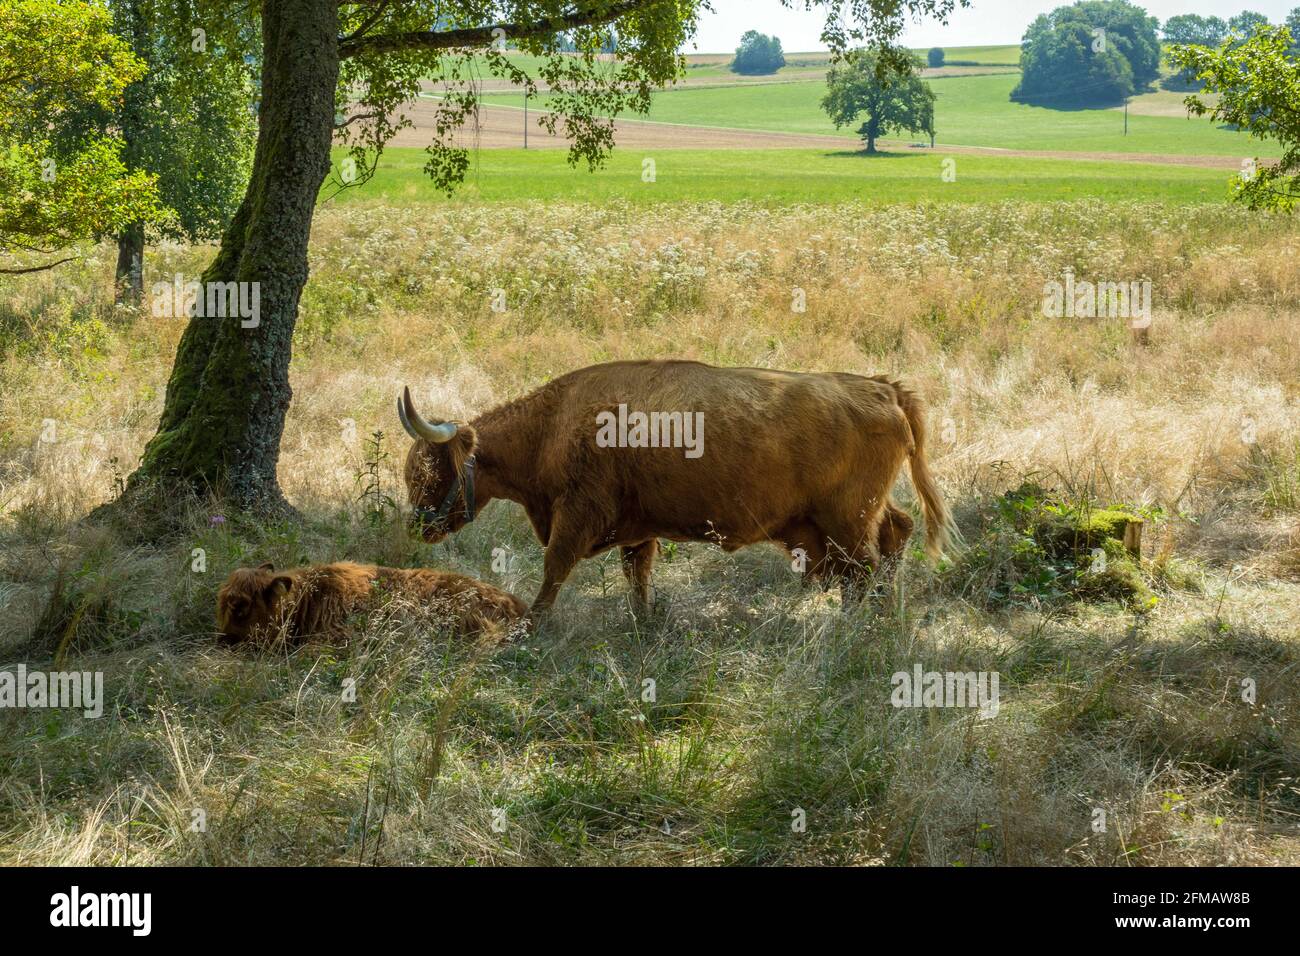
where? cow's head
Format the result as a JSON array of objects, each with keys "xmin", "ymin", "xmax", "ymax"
[
  {"xmin": 397, "ymin": 386, "xmax": 479, "ymax": 543},
  {"xmin": 216, "ymin": 562, "xmax": 293, "ymax": 643}
]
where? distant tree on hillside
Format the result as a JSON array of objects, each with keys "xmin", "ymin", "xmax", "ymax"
[
  {"xmin": 1173, "ymin": 25, "xmax": 1299, "ymax": 210},
  {"xmin": 732, "ymin": 30, "xmax": 785, "ymax": 75},
  {"xmin": 1012, "ymin": 0, "xmax": 1160, "ymax": 107},
  {"xmin": 1289, "ymin": 8, "xmax": 1300, "ymax": 52},
  {"xmin": 1162, "ymin": 13, "xmax": 1227, "ymax": 48},
  {"xmin": 822, "ymin": 50, "xmax": 936, "ymax": 153},
  {"xmin": 1228, "ymin": 10, "xmax": 1271, "ymax": 37},
  {"xmin": 927, "ymin": 46, "xmax": 945, "ymax": 67}
]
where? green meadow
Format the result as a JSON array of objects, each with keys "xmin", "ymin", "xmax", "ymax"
[
  {"xmin": 477, "ymin": 71, "xmax": 1277, "ymax": 158},
  {"xmin": 330, "ymin": 146, "xmax": 1237, "ymax": 205},
  {"xmin": 922, "ymin": 43, "xmax": 1023, "ymax": 64}
]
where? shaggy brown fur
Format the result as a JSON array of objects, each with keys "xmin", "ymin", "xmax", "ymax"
[
  {"xmin": 401, "ymin": 359, "xmax": 956, "ymax": 613},
  {"xmin": 215, "ymin": 561, "xmax": 527, "ymax": 645}
]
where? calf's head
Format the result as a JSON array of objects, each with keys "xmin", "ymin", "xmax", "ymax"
[
  {"xmin": 397, "ymin": 386, "xmax": 479, "ymax": 543},
  {"xmin": 216, "ymin": 563, "xmax": 293, "ymax": 643}
]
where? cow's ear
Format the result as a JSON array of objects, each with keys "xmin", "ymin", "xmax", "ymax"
[
  {"xmin": 258, "ymin": 561, "xmax": 275, "ymax": 571},
  {"xmin": 268, "ymin": 575, "xmax": 293, "ymax": 599}
]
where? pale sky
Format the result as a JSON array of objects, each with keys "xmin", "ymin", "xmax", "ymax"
[{"xmin": 688, "ymin": 0, "xmax": 1298, "ymax": 52}]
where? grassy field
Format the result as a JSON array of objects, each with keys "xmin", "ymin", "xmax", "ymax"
[
  {"xmin": 922, "ymin": 44, "xmax": 1022, "ymax": 65},
  {"xmin": 913, "ymin": 73, "xmax": 1255, "ymax": 156},
  {"xmin": 2, "ymin": 198, "xmax": 1300, "ymax": 865},
  {"xmin": 332, "ymin": 146, "xmax": 1239, "ymax": 205},
  {"xmin": 422, "ymin": 45, "xmax": 1256, "ymax": 161},
  {"xmin": 479, "ymin": 71, "xmax": 1276, "ymax": 158}
]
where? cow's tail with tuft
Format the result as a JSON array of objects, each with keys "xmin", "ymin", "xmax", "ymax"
[{"xmin": 893, "ymin": 382, "xmax": 960, "ymax": 561}]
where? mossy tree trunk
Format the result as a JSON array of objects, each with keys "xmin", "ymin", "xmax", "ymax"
[{"xmin": 126, "ymin": 0, "xmax": 339, "ymax": 512}]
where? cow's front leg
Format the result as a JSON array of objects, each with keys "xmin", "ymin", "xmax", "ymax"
[
  {"xmin": 620, "ymin": 539, "xmax": 658, "ymax": 614},
  {"xmin": 530, "ymin": 502, "xmax": 601, "ymax": 619}
]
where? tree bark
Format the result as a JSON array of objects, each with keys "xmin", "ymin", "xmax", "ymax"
[
  {"xmin": 124, "ymin": 0, "xmax": 339, "ymax": 512},
  {"xmin": 864, "ymin": 115, "xmax": 880, "ymax": 154},
  {"xmin": 112, "ymin": 1, "xmax": 147, "ymax": 307},
  {"xmin": 114, "ymin": 222, "xmax": 144, "ymax": 305}
]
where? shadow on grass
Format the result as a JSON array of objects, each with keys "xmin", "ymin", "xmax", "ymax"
[
  {"xmin": 1008, "ymin": 82, "xmax": 1156, "ymax": 112},
  {"xmin": 822, "ymin": 149, "xmax": 921, "ymax": 160},
  {"xmin": 1160, "ymin": 73, "xmax": 1204, "ymax": 93}
]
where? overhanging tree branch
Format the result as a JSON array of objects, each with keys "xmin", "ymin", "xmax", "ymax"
[
  {"xmin": 0, "ymin": 255, "xmax": 78, "ymax": 275},
  {"xmin": 340, "ymin": 0, "xmax": 392, "ymax": 44},
  {"xmin": 339, "ymin": 0, "xmax": 650, "ymax": 59}
]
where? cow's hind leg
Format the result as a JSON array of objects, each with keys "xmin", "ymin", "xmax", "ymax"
[
  {"xmin": 876, "ymin": 501, "xmax": 914, "ymax": 578},
  {"xmin": 621, "ymin": 539, "xmax": 658, "ymax": 613},
  {"xmin": 816, "ymin": 512, "xmax": 882, "ymax": 607}
]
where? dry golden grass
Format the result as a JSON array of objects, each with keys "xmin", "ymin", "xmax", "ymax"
[{"xmin": 1, "ymin": 199, "xmax": 1298, "ymax": 865}]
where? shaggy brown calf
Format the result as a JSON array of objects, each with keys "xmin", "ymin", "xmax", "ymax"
[
  {"xmin": 397, "ymin": 359, "xmax": 955, "ymax": 614},
  {"xmin": 216, "ymin": 561, "xmax": 527, "ymax": 645}
]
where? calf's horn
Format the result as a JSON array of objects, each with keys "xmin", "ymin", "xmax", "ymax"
[{"xmin": 399, "ymin": 386, "xmax": 458, "ymax": 443}]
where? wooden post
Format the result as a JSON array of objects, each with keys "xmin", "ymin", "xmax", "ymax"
[{"xmin": 1123, "ymin": 519, "xmax": 1143, "ymax": 560}]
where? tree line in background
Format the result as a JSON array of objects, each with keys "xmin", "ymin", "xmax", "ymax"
[
  {"xmin": 1014, "ymin": 1, "xmax": 1300, "ymax": 107},
  {"xmin": 742, "ymin": 2, "xmax": 1298, "ymax": 120}
]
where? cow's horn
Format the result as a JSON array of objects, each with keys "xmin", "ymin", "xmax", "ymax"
[
  {"xmin": 400, "ymin": 386, "xmax": 458, "ymax": 443},
  {"xmin": 396, "ymin": 393, "xmax": 420, "ymax": 440}
]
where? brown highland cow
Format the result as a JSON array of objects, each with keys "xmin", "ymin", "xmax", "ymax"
[
  {"xmin": 216, "ymin": 561, "xmax": 527, "ymax": 645},
  {"xmin": 397, "ymin": 359, "xmax": 956, "ymax": 614}
]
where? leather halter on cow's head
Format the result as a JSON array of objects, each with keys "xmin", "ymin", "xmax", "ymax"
[{"xmin": 397, "ymin": 386, "xmax": 479, "ymax": 543}]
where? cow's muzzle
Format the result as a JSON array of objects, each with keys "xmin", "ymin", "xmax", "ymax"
[{"xmin": 411, "ymin": 456, "xmax": 477, "ymax": 541}]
